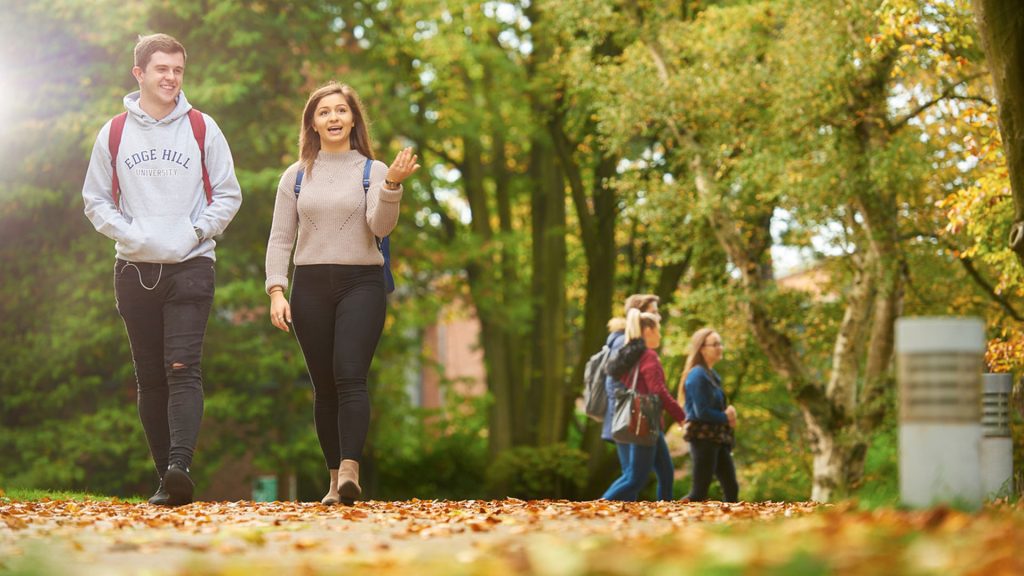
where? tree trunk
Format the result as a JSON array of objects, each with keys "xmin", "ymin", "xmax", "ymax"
[
  {"xmin": 654, "ymin": 249, "xmax": 693, "ymax": 313},
  {"xmin": 577, "ymin": 162, "xmax": 619, "ymax": 494},
  {"xmin": 548, "ymin": 115, "xmax": 621, "ymax": 491},
  {"xmin": 854, "ymin": 194, "xmax": 903, "ymax": 431},
  {"xmin": 461, "ymin": 135, "xmax": 518, "ymax": 458},
  {"xmin": 472, "ymin": 284, "xmax": 515, "ymax": 459},
  {"xmin": 805, "ymin": 411, "xmax": 869, "ymax": 502},
  {"xmin": 972, "ymin": 0, "xmax": 1024, "ymax": 263},
  {"xmin": 530, "ymin": 136, "xmax": 569, "ymax": 446},
  {"xmin": 488, "ymin": 122, "xmax": 529, "ymax": 447}
]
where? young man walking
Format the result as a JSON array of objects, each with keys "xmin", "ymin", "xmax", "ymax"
[{"xmin": 82, "ymin": 33, "xmax": 242, "ymax": 506}]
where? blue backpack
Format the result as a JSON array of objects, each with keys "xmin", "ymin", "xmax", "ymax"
[{"xmin": 294, "ymin": 158, "xmax": 395, "ymax": 293}]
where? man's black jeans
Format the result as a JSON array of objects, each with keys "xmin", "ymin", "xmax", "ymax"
[{"xmin": 114, "ymin": 256, "xmax": 214, "ymax": 476}]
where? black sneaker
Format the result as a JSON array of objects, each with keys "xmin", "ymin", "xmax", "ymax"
[
  {"xmin": 147, "ymin": 479, "xmax": 170, "ymax": 506},
  {"xmin": 164, "ymin": 462, "xmax": 194, "ymax": 506}
]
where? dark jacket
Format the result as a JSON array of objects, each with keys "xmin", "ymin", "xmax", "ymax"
[
  {"xmin": 600, "ymin": 331, "xmax": 626, "ymax": 441},
  {"xmin": 627, "ymin": 348, "xmax": 686, "ymax": 427}
]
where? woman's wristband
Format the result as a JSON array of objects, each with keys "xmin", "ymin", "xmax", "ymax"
[
  {"xmin": 384, "ymin": 179, "xmax": 401, "ymax": 190},
  {"xmin": 269, "ymin": 287, "xmax": 284, "ymax": 296}
]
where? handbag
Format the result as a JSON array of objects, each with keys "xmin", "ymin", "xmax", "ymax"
[{"xmin": 611, "ymin": 365, "xmax": 662, "ymax": 446}]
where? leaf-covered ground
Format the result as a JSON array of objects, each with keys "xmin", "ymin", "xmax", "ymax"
[{"xmin": 1, "ymin": 498, "xmax": 1022, "ymax": 575}]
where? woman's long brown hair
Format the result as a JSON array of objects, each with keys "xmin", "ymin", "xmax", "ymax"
[
  {"xmin": 298, "ymin": 82, "xmax": 375, "ymax": 178},
  {"xmin": 678, "ymin": 327, "xmax": 718, "ymax": 405}
]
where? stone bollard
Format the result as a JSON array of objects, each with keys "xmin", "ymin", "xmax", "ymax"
[
  {"xmin": 981, "ymin": 373, "xmax": 1014, "ymax": 498},
  {"xmin": 896, "ymin": 317, "xmax": 985, "ymax": 509}
]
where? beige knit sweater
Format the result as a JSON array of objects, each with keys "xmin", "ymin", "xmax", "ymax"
[{"xmin": 265, "ymin": 150, "xmax": 402, "ymax": 293}]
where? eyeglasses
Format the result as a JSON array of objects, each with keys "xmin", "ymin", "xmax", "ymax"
[{"xmin": 702, "ymin": 342, "xmax": 724, "ymax": 349}]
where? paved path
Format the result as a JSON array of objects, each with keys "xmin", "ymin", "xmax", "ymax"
[
  {"xmin": 1, "ymin": 499, "xmax": 810, "ymax": 574},
  {"xmin": 2, "ymin": 499, "xmax": 1021, "ymax": 575}
]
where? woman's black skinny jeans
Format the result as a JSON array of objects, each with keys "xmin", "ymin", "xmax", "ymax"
[
  {"xmin": 291, "ymin": 264, "xmax": 386, "ymax": 469},
  {"xmin": 686, "ymin": 438, "xmax": 739, "ymax": 502}
]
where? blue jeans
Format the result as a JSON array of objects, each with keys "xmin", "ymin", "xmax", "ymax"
[{"xmin": 603, "ymin": 434, "xmax": 674, "ymax": 501}]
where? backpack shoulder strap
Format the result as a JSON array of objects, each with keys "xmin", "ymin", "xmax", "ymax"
[
  {"xmin": 108, "ymin": 112, "xmax": 129, "ymax": 210},
  {"xmin": 629, "ymin": 364, "xmax": 641, "ymax": 391},
  {"xmin": 362, "ymin": 157, "xmax": 381, "ymax": 249},
  {"xmin": 294, "ymin": 168, "xmax": 304, "ymax": 196},
  {"xmin": 187, "ymin": 109, "xmax": 213, "ymax": 205},
  {"xmin": 363, "ymin": 157, "xmax": 395, "ymax": 293}
]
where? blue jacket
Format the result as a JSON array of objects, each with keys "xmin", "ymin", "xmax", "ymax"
[
  {"xmin": 683, "ymin": 365, "xmax": 728, "ymax": 424},
  {"xmin": 601, "ymin": 331, "xmax": 626, "ymax": 441}
]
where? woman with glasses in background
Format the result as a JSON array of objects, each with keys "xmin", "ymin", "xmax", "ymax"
[{"xmin": 678, "ymin": 328, "xmax": 739, "ymax": 502}]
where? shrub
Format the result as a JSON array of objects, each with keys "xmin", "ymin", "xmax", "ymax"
[{"xmin": 486, "ymin": 443, "xmax": 589, "ymax": 499}]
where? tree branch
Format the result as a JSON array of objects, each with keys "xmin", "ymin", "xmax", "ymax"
[
  {"xmin": 959, "ymin": 254, "xmax": 1023, "ymax": 322},
  {"xmin": 889, "ymin": 73, "xmax": 988, "ymax": 131},
  {"xmin": 907, "ymin": 230, "xmax": 1023, "ymax": 321},
  {"xmin": 422, "ymin": 177, "xmax": 458, "ymax": 242},
  {"xmin": 420, "ymin": 142, "xmax": 462, "ymax": 172},
  {"xmin": 549, "ymin": 114, "xmax": 597, "ymax": 248},
  {"xmin": 641, "ymin": 39, "xmax": 692, "ymax": 146}
]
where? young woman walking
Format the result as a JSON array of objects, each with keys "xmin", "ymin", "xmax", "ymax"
[
  {"xmin": 679, "ymin": 328, "xmax": 738, "ymax": 502},
  {"xmin": 601, "ymin": 295, "xmax": 675, "ymax": 500},
  {"xmin": 265, "ymin": 82, "xmax": 419, "ymax": 505},
  {"xmin": 602, "ymin": 308, "xmax": 686, "ymax": 501}
]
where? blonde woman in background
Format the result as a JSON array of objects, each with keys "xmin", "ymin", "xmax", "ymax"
[
  {"xmin": 601, "ymin": 309, "xmax": 686, "ymax": 501},
  {"xmin": 601, "ymin": 295, "xmax": 676, "ymax": 500}
]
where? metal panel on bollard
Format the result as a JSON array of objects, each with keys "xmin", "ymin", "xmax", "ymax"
[
  {"xmin": 252, "ymin": 475, "xmax": 278, "ymax": 502},
  {"xmin": 896, "ymin": 317, "xmax": 985, "ymax": 509},
  {"xmin": 981, "ymin": 373, "xmax": 1013, "ymax": 498}
]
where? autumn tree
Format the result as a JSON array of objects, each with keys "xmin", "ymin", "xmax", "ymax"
[{"xmin": 971, "ymin": 0, "xmax": 1024, "ymax": 266}]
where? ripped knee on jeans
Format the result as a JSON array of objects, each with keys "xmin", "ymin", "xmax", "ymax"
[{"xmin": 166, "ymin": 360, "xmax": 201, "ymax": 386}]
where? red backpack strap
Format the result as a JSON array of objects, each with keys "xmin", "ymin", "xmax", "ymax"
[
  {"xmin": 108, "ymin": 112, "xmax": 129, "ymax": 211},
  {"xmin": 188, "ymin": 108, "xmax": 213, "ymax": 205}
]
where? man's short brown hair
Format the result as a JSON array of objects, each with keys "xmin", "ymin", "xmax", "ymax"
[
  {"xmin": 624, "ymin": 294, "xmax": 660, "ymax": 313},
  {"xmin": 134, "ymin": 33, "xmax": 187, "ymax": 70}
]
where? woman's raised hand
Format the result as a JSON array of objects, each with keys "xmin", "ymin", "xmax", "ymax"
[{"xmin": 386, "ymin": 147, "xmax": 420, "ymax": 185}]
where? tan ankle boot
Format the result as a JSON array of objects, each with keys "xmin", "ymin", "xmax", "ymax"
[
  {"xmin": 338, "ymin": 459, "xmax": 361, "ymax": 505},
  {"xmin": 321, "ymin": 469, "xmax": 340, "ymax": 505}
]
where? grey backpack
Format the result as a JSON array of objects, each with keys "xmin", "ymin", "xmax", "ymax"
[{"xmin": 583, "ymin": 345, "xmax": 612, "ymax": 421}]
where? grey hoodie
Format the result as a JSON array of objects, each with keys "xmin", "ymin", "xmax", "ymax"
[{"xmin": 82, "ymin": 91, "xmax": 242, "ymax": 263}]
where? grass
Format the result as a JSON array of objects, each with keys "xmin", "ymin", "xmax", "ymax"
[
  {"xmin": 1, "ymin": 488, "xmax": 143, "ymax": 504},
  {"xmin": 854, "ymin": 424, "xmax": 901, "ymax": 510}
]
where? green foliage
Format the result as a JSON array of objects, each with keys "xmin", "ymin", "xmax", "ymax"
[
  {"xmin": 486, "ymin": 443, "xmax": 589, "ymax": 500},
  {"xmin": 856, "ymin": 423, "xmax": 901, "ymax": 509},
  {"xmin": 373, "ymin": 396, "xmax": 490, "ymax": 500}
]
